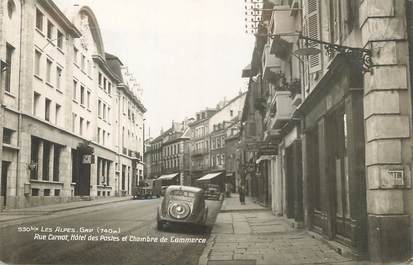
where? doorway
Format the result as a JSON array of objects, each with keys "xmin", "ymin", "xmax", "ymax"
[{"xmin": 330, "ymin": 109, "xmax": 351, "ymax": 242}]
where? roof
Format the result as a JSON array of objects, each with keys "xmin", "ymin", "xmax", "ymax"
[
  {"xmin": 197, "ymin": 171, "xmax": 224, "ymax": 181},
  {"xmin": 105, "ymin": 53, "xmax": 124, "ymax": 82},
  {"xmin": 166, "ymin": 185, "xmax": 203, "ymax": 193},
  {"xmin": 104, "ymin": 53, "xmax": 147, "ymax": 113},
  {"xmin": 209, "ymin": 92, "xmax": 246, "ymax": 121}
]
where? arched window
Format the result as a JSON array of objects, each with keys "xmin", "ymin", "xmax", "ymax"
[{"xmin": 7, "ymin": 0, "xmax": 16, "ymax": 19}]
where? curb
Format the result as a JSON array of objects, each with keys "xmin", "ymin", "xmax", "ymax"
[
  {"xmin": 0, "ymin": 197, "xmax": 132, "ymax": 222},
  {"xmin": 198, "ymin": 234, "xmax": 216, "ymax": 265},
  {"xmin": 219, "ymin": 208, "xmax": 271, "ymax": 213}
]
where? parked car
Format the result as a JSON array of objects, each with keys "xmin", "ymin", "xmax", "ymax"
[
  {"xmin": 157, "ymin": 185, "xmax": 208, "ymax": 230},
  {"xmin": 160, "ymin": 186, "xmax": 167, "ymax": 196},
  {"xmin": 204, "ymin": 184, "xmax": 221, "ymax": 200},
  {"xmin": 132, "ymin": 179, "xmax": 162, "ymax": 199}
]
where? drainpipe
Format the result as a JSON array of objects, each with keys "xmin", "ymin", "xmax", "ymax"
[
  {"xmin": 13, "ymin": 0, "xmax": 25, "ymax": 208},
  {"xmin": 407, "ymin": 0, "xmax": 413, "ymax": 116}
]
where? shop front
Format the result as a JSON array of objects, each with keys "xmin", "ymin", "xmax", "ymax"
[{"xmin": 300, "ymin": 56, "xmax": 367, "ymax": 256}]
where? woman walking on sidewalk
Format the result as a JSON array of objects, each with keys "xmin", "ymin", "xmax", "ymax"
[{"xmin": 239, "ymin": 185, "xmax": 246, "ymax": 205}]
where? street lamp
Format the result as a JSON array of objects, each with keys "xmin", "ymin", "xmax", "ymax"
[{"xmin": 296, "ymin": 35, "xmax": 373, "ymax": 73}]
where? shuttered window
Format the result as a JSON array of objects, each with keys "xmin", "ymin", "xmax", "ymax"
[{"xmin": 305, "ymin": 0, "xmax": 321, "ymax": 73}]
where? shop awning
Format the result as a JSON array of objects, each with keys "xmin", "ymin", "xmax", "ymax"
[
  {"xmin": 256, "ymin": 155, "xmax": 275, "ymax": 164},
  {"xmin": 157, "ymin": 173, "xmax": 179, "ymax": 180},
  {"xmin": 197, "ymin": 172, "xmax": 224, "ymax": 181}
]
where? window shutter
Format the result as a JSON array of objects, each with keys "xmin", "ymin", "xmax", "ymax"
[{"xmin": 306, "ymin": 0, "xmax": 321, "ymax": 73}]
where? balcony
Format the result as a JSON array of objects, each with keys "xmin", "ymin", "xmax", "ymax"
[
  {"xmin": 191, "ymin": 148, "xmax": 208, "ymax": 157},
  {"xmin": 262, "ymin": 44, "xmax": 281, "ymax": 81},
  {"xmin": 269, "ymin": 4, "xmax": 302, "ymax": 58},
  {"xmin": 268, "ymin": 91, "xmax": 294, "ymax": 130}
]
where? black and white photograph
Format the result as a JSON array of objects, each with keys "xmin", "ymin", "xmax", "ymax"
[{"xmin": 0, "ymin": 0, "xmax": 413, "ymax": 264}]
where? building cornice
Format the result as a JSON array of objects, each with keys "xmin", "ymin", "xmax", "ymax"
[
  {"xmin": 92, "ymin": 55, "xmax": 122, "ymax": 84},
  {"xmin": 117, "ymin": 84, "xmax": 147, "ymax": 113},
  {"xmin": 38, "ymin": 0, "xmax": 81, "ymax": 38}
]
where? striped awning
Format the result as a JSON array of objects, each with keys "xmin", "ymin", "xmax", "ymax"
[
  {"xmin": 197, "ymin": 171, "xmax": 224, "ymax": 181},
  {"xmin": 157, "ymin": 173, "xmax": 179, "ymax": 180}
]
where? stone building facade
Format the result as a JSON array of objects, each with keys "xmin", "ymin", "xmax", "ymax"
[
  {"xmin": 241, "ymin": 0, "xmax": 413, "ymax": 262},
  {"xmin": 0, "ymin": 0, "xmax": 146, "ymax": 209}
]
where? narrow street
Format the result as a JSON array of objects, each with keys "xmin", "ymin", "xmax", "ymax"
[{"xmin": 0, "ymin": 198, "xmax": 222, "ymax": 265}]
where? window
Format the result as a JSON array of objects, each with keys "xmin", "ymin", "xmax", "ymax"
[
  {"xmin": 79, "ymin": 117, "xmax": 84, "ymax": 136},
  {"xmin": 3, "ymin": 128, "xmax": 13, "ymax": 144},
  {"xmin": 306, "ymin": 0, "xmax": 321, "ymax": 73},
  {"xmin": 53, "ymin": 145, "xmax": 61, "ymax": 181},
  {"xmin": 42, "ymin": 142, "xmax": 51, "ymax": 180},
  {"xmin": 86, "ymin": 121, "xmax": 90, "ymax": 137},
  {"xmin": 30, "ymin": 137, "xmax": 40, "ymax": 180},
  {"xmin": 57, "ymin": 30, "xmax": 63, "ymax": 49},
  {"xmin": 80, "ymin": 85, "xmax": 85, "ymax": 105},
  {"xmin": 330, "ymin": 0, "xmax": 340, "ymax": 44},
  {"xmin": 103, "ymin": 104, "xmax": 106, "ymax": 120},
  {"xmin": 230, "ymin": 110, "xmax": 233, "ymax": 117},
  {"xmin": 33, "ymin": 92, "xmax": 40, "ymax": 116},
  {"xmin": 81, "ymin": 54, "xmax": 85, "ymax": 71},
  {"xmin": 7, "ymin": 0, "xmax": 15, "ymax": 19},
  {"xmin": 47, "ymin": 20, "xmax": 53, "ymax": 39},
  {"xmin": 5, "ymin": 44, "xmax": 14, "ymax": 92},
  {"xmin": 56, "ymin": 66, "xmax": 62, "ymax": 89},
  {"xmin": 98, "ymin": 100, "xmax": 101, "ymax": 117},
  {"xmin": 73, "ymin": 80, "xmax": 77, "ymax": 100},
  {"xmin": 46, "ymin": 58, "xmax": 52, "ymax": 83},
  {"xmin": 97, "ymin": 127, "xmax": 101, "ymax": 143},
  {"xmin": 36, "ymin": 9, "xmax": 43, "ymax": 31},
  {"xmin": 72, "ymin": 113, "xmax": 77, "ymax": 132},
  {"xmin": 87, "ymin": 60, "xmax": 91, "ymax": 75},
  {"xmin": 34, "ymin": 50, "xmax": 41, "ymax": 76},
  {"xmin": 103, "ymin": 77, "xmax": 107, "ymax": 91},
  {"xmin": 102, "ymin": 129, "xmax": 106, "ymax": 145},
  {"xmin": 98, "ymin": 72, "xmax": 102, "ymax": 86},
  {"xmin": 107, "ymin": 107, "xmax": 111, "ymax": 123},
  {"xmin": 86, "ymin": 91, "xmax": 91, "ymax": 108},
  {"xmin": 73, "ymin": 47, "xmax": 78, "ymax": 64},
  {"xmin": 55, "ymin": 104, "xmax": 61, "ymax": 125},
  {"xmin": 108, "ymin": 82, "xmax": 111, "ymax": 95},
  {"xmin": 45, "ymin": 98, "xmax": 51, "ymax": 121},
  {"xmin": 32, "ymin": 189, "xmax": 39, "ymax": 196},
  {"xmin": 122, "ymin": 127, "xmax": 125, "ymax": 147}
]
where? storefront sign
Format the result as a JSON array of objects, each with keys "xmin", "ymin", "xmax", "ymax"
[
  {"xmin": 258, "ymin": 143, "xmax": 278, "ymax": 156},
  {"xmin": 82, "ymin": 154, "xmax": 93, "ymax": 164}
]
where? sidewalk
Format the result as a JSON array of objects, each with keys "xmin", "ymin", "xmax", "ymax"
[
  {"xmin": 220, "ymin": 194, "xmax": 267, "ymax": 212},
  {"xmin": 199, "ymin": 196, "xmax": 370, "ymax": 265},
  {"xmin": 0, "ymin": 196, "xmax": 132, "ymax": 223}
]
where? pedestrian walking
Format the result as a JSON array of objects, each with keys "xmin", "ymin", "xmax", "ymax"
[{"xmin": 239, "ymin": 185, "xmax": 245, "ymax": 205}]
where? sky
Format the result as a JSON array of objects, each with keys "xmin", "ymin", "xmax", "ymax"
[{"xmin": 54, "ymin": 0, "xmax": 255, "ymax": 139}]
